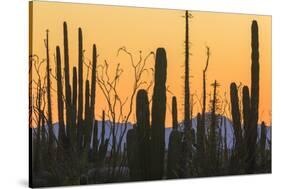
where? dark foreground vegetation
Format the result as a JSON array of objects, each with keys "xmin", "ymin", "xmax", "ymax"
[{"xmin": 29, "ymin": 11, "xmax": 271, "ymax": 187}]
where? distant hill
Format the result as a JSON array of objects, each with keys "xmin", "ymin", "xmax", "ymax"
[{"xmin": 32, "ymin": 113, "xmax": 271, "ymax": 151}]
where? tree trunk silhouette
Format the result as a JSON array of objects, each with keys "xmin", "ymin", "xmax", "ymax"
[
  {"xmin": 45, "ymin": 30, "xmax": 54, "ymax": 153},
  {"xmin": 181, "ymin": 10, "xmax": 192, "ymax": 178}
]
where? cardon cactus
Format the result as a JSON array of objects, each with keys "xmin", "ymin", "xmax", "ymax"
[
  {"xmin": 90, "ymin": 44, "xmax": 97, "ymax": 145},
  {"xmin": 229, "ymin": 82, "xmax": 245, "ymax": 174},
  {"xmin": 84, "ymin": 80, "xmax": 91, "ymax": 149},
  {"xmin": 167, "ymin": 96, "xmax": 181, "ymax": 178},
  {"xmin": 55, "ymin": 46, "xmax": 66, "ymax": 150},
  {"xmin": 63, "ymin": 22, "xmax": 72, "ymax": 140},
  {"xmin": 92, "ymin": 120, "xmax": 99, "ymax": 163},
  {"xmin": 136, "ymin": 89, "xmax": 150, "ymax": 179},
  {"xmin": 230, "ymin": 82, "xmax": 243, "ymax": 154},
  {"xmin": 71, "ymin": 66, "xmax": 77, "ymax": 146},
  {"xmin": 172, "ymin": 96, "xmax": 178, "ymax": 130},
  {"xmin": 242, "ymin": 86, "xmax": 250, "ymax": 139},
  {"xmin": 126, "ymin": 89, "xmax": 150, "ymax": 180},
  {"xmin": 247, "ymin": 20, "xmax": 260, "ymax": 173},
  {"xmin": 77, "ymin": 27, "xmax": 84, "ymax": 151},
  {"xmin": 126, "ymin": 126, "xmax": 141, "ymax": 180},
  {"xmin": 150, "ymin": 48, "xmax": 167, "ymax": 179}
]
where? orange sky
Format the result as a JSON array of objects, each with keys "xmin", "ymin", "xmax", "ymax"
[{"xmin": 30, "ymin": 1, "xmax": 271, "ymax": 127}]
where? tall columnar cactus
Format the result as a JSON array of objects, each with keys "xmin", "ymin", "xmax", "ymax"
[
  {"xmin": 167, "ymin": 96, "xmax": 181, "ymax": 178},
  {"xmin": 56, "ymin": 46, "xmax": 66, "ymax": 149},
  {"xmin": 172, "ymin": 96, "xmax": 178, "ymax": 130},
  {"xmin": 151, "ymin": 48, "xmax": 167, "ymax": 179},
  {"xmin": 77, "ymin": 27, "xmax": 84, "ymax": 151},
  {"xmin": 71, "ymin": 66, "xmax": 78, "ymax": 146},
  {"xmin": 247, "ymin": 20, "xmax": 260, "ymax": 173},
  {"xmin": 242, "ymin": 86, "xmax": 250, "ymax": 139},
  {"xmin": 92, "ymin": 120, "xmax": 99, "ymax": 163},
  {"xmin": 45, "ymin": 30, "xmax": 54, "ymax": 152},
  {"xmin": 63, "ymin": 22, "xmax": 72, "ymax": 140},
  {"xmin": 127, "ymin": 126, "xmax": 141, "ymax": 180},
  {"xmin": 136, "ymin": 89, "xmax": 150, "ymax": 179},
  {"xmin": 230, "ymin": 82, "xmax": 243, "ymax": 154},
  {"xmin": 90, "ymin": 44, "xmax": 97, "ymax": 139},
  {"xmin": 84, "ymin": 80, "xmax": 91, "ymax": 149}
]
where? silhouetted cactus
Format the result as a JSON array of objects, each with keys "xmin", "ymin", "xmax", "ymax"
[
  {"xmin": 229, "ymin": 82, "xmax": 245, "ymax": 174},
  {"xmin": 90, "ymin": 44, "xmax": 97, "ymax": 146},
  {"xmin": 77, "ymin": 27, "xmax": 84, "ymax": 151},
  {"xmin": 230, "ymin": 83, "xmax": 243, "ymax": 154},
  {"xmin": 84, "ymin": 80, "xmax": 91, "ymax": 149},
  {"xmin": 246, "ymin": 20, "xmax": 259, "ymax": 173},
  {"xmin": 172, "ymin": 96, "xmax": 178, "ymax": 130},
  {"xmin": 126, "ymin": 126, "xmax": 141, "ymax": 180},
  {"xmin": 136, "ymin": 89, "xmax": 150, "ymax": 179},
  {"xmin": 242, "ymin": 86, "xmax": 250, "ymax": 139},
  {"xmin": 56, "ymin": 46, "xmax": 67, "ymax": 150},
  {"xmin": 150, "ymin": 48, "xmax": 167, "ymax": 179},
  {"xmin": 92, "ymin": 120, "xmax": 99, "ymax": 163},
  {"xmin": 167, "ymin": 96, "xmax": 181, "ymax": 178},
  {"xmin": 247, "ymin": 20, "xmax": 260, "ymax": 173},
  {"xmin": 63, "ymin": 22, "xmax": 72, "ymax": 141},
  {"xmin": 71, "ymin": 66, "xmax": 77, "ymax": 146},
  {"xmin": 126, "ymin": 90, "xmax": 150, "ymax": 180}
]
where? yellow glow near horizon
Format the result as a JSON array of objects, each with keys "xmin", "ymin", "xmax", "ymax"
[{"xmin": 30, "ymin": 1, "xmax": 271, "ymax": 127}]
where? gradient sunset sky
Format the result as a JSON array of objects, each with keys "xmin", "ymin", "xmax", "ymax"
[{"xmin": 30, "ymin": 1, "xmax": 271, "ymax": 127}]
